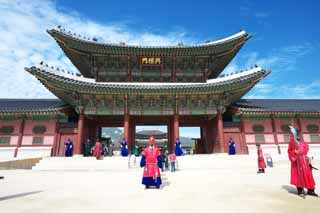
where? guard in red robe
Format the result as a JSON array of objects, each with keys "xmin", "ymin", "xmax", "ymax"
[
  {"xmin": 288, "ymin": 128, "xmax": 318, "ymax": 197},
  {"xmin": 257, "ymin": 144, "xmax": 266, "ymax": 173},
  {"xmin": 93, "ymin": 141, "xmax": 102, "ymax": 160},
  {"xmin": 140, "ymin": 136, "xmax": 162, "ymax": 189}
]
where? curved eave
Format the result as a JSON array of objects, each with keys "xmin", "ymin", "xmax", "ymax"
[
  {"xmin": 48, "ymin": 29, "xmax": 251, "ymax": 78},
  {"xmin": 0, "ymin": 106, "xmax": 70, "ymax": 115},
  {"xmin": 25, "ymin": 66, "xmax": 269, "ymax": 97},
  {"xmin": 48, "ymin": 29, "xmax": 251, "ymax": 55},
  {"xmin": 237, "ymin": 109, "xmax": 320, "ymax": 115}
]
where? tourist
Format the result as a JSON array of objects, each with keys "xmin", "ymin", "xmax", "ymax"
[
  {"xmin": 83, "ymin": 139, "xmax": 91, "ymax": 157},
  {"xmin": 120, "ymin": 138, "xmax": 129, "ymax": 157},
  {"xmin": 64, "ymin": 138, "xmax": 73, "ymax": 157},
  {"xmin": 160, "ymin": 149, "xmax": 166, "ymax": 172},
  {"xmin": 256, "ymin": 144, "xmax": 266, "ymax": 173},
  {"xmin": 175, "ymin": 138, "xmax": 183, "ymax": 156},
  {"xmin": 169, "ymin": 152, "xmax": 177, "ymax": 172},
  {"xmin": 93, "ymin": 140, "xmax": 102, "ymax": 160},
  {"xmin": 228, "ymin": 137, "xmax": 236, "ymax": 155},
  {"xmin": 140, "ymin": 136, "xmax": 162, "ymax": 189},
  {"xmin": 133, "ymin": 144, "xmax": 139, "ymax": 156},
  {"xmin": 288, "ymin": 126, "xmax": 318, "ymax": 197}
]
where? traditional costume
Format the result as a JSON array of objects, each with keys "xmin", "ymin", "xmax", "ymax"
[
  {"xmin": 257, "ymin": 145, "xmax": 266, "ymax": 173},
  {"xmin": 228, "ymin": 139, "xmax": 236, "ymax": 155},
  {"xmin": 64, "ymin": 139, "xmax": 73, "ymax": 157},
  {"xmin": 175, "ymin": 139, "xmax": 183, "ymax": 156},
  {"xmin": 288, "ymin": 132, "xmax": 317, "ymax": 196},
  {"xmin": 120, "ymin": 140, "xmax": 129, "ymax": 157},
  {"xmin": 93, "ymin": 141, "xmax": 101, "ymax": 159},
  {"xmin": 140, "ymin": 136, "xmax": 162, "ymax": 189},
  {"xmin": 133, "ymin": 144, "xmax": 139, "ymax": 156}
]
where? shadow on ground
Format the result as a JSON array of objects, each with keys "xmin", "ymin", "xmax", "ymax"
[
  {"xmin": 0, "ymin": 191, "xmax": 43, "ymax": 202},
  {"xmin": 282, "ymin": 185, "xmax": 298, "ymax": 195}
]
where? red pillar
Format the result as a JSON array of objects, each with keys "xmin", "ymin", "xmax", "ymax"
[
  {"xmin": 14, "ymin": 119, "xmax": 25, "ymax": 158},
  {"xmin": 52, "ymin": 122, "xmax": 60, "ymax": 156},
  {"xmin": 271, "ymin": 116, "xmax": 280, "ymax": 154},
  {"xmin": 174, "ymin": 114, "xmax": 179, "ymax": 142},
  {"xmin": 215, "ymin": 110, "xmax": 225, "ymax": 153},
  {"xmin": 76, "ymin": 111, "xmax": 85, "ymax": 154},
  {"xmin": 124, "ymin": 114, "xmax": 130, "ymax": 151}
]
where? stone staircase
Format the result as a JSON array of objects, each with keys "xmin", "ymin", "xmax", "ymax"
[
  {"xmin": 32, "ymin": 154, "xmax": 271, "ymax": 171},
  {"xmin": 32, "ymin": 156, "xmax": 138, "ymax": 171}
]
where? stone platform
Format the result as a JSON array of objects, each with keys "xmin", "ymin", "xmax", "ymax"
[{"xmin": 0, "ymin": 154, "xmax": 319, "ymax": 213}]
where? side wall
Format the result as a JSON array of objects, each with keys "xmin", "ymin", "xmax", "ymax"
[
  {"xmin": 241, "ymin": 117, "xmax": 320, "ymax": 160},
  {"xmin": 0, "ymin": 119, "xmax": 58, "ymax": 160}
]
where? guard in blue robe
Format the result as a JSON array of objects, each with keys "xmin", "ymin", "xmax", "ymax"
[
  {"xmin": 175, "ymin": 138, "xmax": 183, "ymax": 156},
  {"xmin": 65, "ymin": 138, "xmax": 73, "ymax": 157},
  {"xmin": 228, "ymin": 138, "xmax": 236, "ymax": 155},
  {"xmin": 120, "ymin": 139, "xmax": 129, "ymax": 157}
]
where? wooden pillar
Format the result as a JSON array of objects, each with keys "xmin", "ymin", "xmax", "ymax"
[
  {"xmin": 271, "ymin": 115, "xmax": 281, "ymax": 154},
  {"xmin": 215, "ymin": 110, "xmax": 225, "ymax": 153},
  {"xmin": 174, "ymin": 114, "xmax": 179, "ymax": 143},
  {"xmin": 52, "ymin": 121, "xmax": 60, "ymax": 157},
  {"xmin": 124, "ymin": 114, "xmax": 130, "ymax": 150},
  {"xmin": 296, "ymin": 115, "xmax": 304, "ymax": 141},
  {"xmin": 239, "ymin": 117, "xmax": 248, "ymax": 154},
  {"xmin": 206, "ymin": 119, "xmax": 214, "ymax": 153},
  {"xmin": 14, "ymin": 118, "xmax": 25, "ymax": 158},
  {"xmin": 168, "ymin": 120, "xmax": 173, "ymax": 153},
  {"xmin": 76, "ymin": 110, "xmax": 85, "ymax": 154}
]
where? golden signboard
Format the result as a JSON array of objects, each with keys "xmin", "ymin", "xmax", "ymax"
[{"xmin": 141, "ymin": 57, "xmax": 161, "ymax": 65}]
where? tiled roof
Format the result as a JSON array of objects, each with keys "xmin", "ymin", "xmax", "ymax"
[
  {"xmin": 25, "ymin": 65, "xmax": 269, "ymax": 95},
  {"xmin": 48, "ymin": 28, "xmax": 251, "ymax": 55},
  {"xmin": 233, "ymin": 99, "xmax": 320, "ymax": 113},
  {"xmin": 0, "ymin": 99, "xmax": 68, "ymax": 114},
  {"xmin": 48, "ymin": 28, "xmax": 251, "ymax": 78}
]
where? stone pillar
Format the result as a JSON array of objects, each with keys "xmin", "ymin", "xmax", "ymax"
[
  {"xmin": 215, "ymin": 110, "xmax": 225, "ymax": 153},
  {"xmin": 124, "ymin": 114, "xmax": 130, "ymax": 150},
  {"xmin": 14, "ymin": 119, "xmax": 25, "ymax": 157},
  {"xmin": 76, "ymin": 111, "xmax": 85, "ymax": 155}
]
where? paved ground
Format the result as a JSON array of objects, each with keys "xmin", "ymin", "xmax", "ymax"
[{"xmin": 0, "ymin": 155, "xmax": 319, "ymax": 213}]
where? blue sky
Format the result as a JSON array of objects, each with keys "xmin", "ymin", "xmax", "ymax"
[
  {"xmin": 1, "ymin": 0, "xmax": 320, "ymax": 98},
  {"xmin": 0, "ymin": 0, "xmax": 319, "ymax": 138}
]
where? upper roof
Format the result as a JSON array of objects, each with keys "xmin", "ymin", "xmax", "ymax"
[
  {"xmin": 48, "ymin": 27, "xmax": 251, "ymax": 78},
  {"xmin": 0, "ymin": 99, "xmax": 68, "ymax": 114},
  {"xmin": 233, "ymin": 99, "xmax": 320, "ymax": 113}
]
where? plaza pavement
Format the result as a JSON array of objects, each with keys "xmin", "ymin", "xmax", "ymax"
[{"xmin": 0, "ymin": 154, "xmax": 319, "ymax": 213}]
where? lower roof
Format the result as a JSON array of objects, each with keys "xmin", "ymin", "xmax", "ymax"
[
  {"xmin": 0, "ymin": 99, "xmax": 68, "ymax": 114},
  {"xmin": 1, "ymin": 98, "xmax": 320, "ymax": 114},
  {"xmin": 233, "ymin": 99, "xmax": 320, "ymax": 113}
]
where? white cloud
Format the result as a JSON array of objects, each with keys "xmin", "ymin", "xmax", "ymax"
[{"xmin": 0, "ymin": 0, "xmax": 195, "ymax": 98}]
